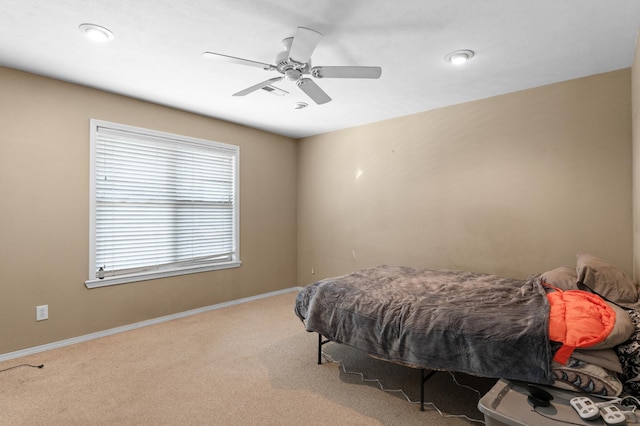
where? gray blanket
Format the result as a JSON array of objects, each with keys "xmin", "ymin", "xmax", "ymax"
[{"xmin": 295, "ymin": 265, "xmax": 553, "ymax": 384}]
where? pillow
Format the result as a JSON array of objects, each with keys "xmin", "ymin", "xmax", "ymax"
[
  {"xmin": 551, "ymin": 357, "xmax": 623, "ymax": 396},
  {"xmin": 576, "ymin": 253, "xmax": 640, "ymax": 309},
  {"xmin": 541, "ymin": 266, "xmax": 578, "ymax": 290}
]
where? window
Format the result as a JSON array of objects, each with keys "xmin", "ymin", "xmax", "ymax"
[{"xmin": 86, "ymin": 119, "xmax": 240, "ymax": 288}]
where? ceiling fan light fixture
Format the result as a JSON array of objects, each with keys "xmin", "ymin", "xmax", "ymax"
[
  {"xmin": 284, "ymin": 68, "xmax": 302, "ymax": 81},
  {"xmin": 445, "ymin": 49, "xmax": 474, "ymax": 65},
  {"xmin": 79, "ymin": 23, "xmax": 114, "ymax": 42}
]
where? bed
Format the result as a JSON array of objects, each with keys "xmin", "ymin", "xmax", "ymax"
[{"xmin": 294, "ymin": 255, "xmax": 640, "ymax": 409}]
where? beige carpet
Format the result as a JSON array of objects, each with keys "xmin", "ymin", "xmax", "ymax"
[{"xmin": 0, "ymin": 291, "xmax": 496, "ymax": 425}]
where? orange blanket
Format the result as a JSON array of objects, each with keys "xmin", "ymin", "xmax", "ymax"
[{"xmin": 547, "ymin": 288, "xmax": 616, "ymax": 364}]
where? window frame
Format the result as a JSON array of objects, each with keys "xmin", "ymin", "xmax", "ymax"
[{"xmin": 86, "ymin": 119, "xmax": 241, "ymax": 289}]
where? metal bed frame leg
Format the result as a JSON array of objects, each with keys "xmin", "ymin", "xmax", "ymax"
[
  {"xmin": 420, "ymin": 369, "xmax": 436, "ymax": 411},
  {"xmin": 317, "ymin": 333, "xmax": 331, "ymax": 364},
  {"xmin": 316, "ymin": 333, "xmax": 436, "ymax": 412}
]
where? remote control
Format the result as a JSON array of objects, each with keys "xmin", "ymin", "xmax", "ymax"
[
  {"xmin": 599, "ymin": 405, "xmax": 626, "ymax": 425},
  {"xmin": 570, "ymin": 397, "xmax": 600, "ymax": 421}
]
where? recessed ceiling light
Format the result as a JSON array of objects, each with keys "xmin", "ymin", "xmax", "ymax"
[
  {"xmin": 79, "ymin": 23, "xmax": 114, "ymax": 42},
  {"xmin": 445, "ymin": 49, "xmax": 474, "ymax": 65}
]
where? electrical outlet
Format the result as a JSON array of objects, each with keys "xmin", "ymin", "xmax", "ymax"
[{"xmin": 36, "ymin": 305, "xmax": 48, "ymax": 321}]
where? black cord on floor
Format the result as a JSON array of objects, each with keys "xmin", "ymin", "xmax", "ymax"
[{"xmin": 0, "ymin": 363, "xmax": 44, "ymax": 373}]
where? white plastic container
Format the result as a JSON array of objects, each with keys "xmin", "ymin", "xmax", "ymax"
[{"xmin": 478, "ymin": 379, "xmax": 604, "ymax": 426}]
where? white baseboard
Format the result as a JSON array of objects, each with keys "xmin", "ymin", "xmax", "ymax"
[{"xmin": 0, "ymin": 287, "xmax": 300, "ymax": 363}]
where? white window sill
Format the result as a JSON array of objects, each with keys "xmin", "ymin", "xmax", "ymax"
[{"xmin": 85, "ymin": 261, "xmax": 242, "ymax": 289}]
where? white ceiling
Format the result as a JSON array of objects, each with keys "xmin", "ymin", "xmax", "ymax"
[{"xmin": 2, "ymin": 1, "xmax": 640, "ymax": 139}]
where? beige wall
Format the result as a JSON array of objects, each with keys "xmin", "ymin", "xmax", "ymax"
[
  {"xmin": 1, "ymin": 62, "xmax": 635, "ymax": 356},
  {"xmin": 633, "ymin": 34, "xmax": 640, "ymax": 282},
  {"xmin": 298, "ymin": 69, "xmax": 633, "ymax": 284},
  {"xmin": 0, "ymin": 67, "xmax": 298, "ymax": 354}
]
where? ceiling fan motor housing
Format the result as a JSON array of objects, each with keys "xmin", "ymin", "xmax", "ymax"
[{"xmin": 275, "ymin": 42, "xmax": 311, "ymax": 78}]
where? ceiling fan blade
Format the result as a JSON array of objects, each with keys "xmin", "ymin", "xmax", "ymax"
[
  {"xmin": 311, "ymin": 66, "xmax": 382, "ymax": 79},
  {"xmin": 233, "ymin": 77, "xmax": 283, "ymax": 96},
  {"xmin": 297, "ymin": 78, "xmax": 331, "ymax": 105},
  {"xmin": 202, "ymin": 52, "xmax": 275, "ymax": 70},
  {"xmin": 288, "ymin": 27, "xmax": 322, "ymax": 64}
]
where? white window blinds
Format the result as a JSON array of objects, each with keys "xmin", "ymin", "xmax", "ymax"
[{"xmin": 87, "ymin": 120, "xmax": 240, "ymax": 288}]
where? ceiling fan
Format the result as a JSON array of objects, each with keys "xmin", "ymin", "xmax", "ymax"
[{"xmin": 202, "ymin": 26, "xmax": 382, "ymax": 105}]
